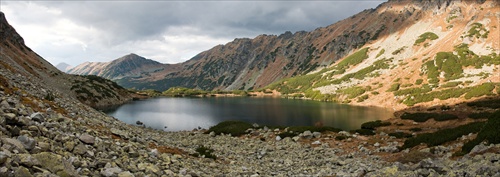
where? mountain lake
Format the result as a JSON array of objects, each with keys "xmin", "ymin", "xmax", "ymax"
[{"xmin": 105, "ymin": 97, "xmax": 394, "ymax": 132}]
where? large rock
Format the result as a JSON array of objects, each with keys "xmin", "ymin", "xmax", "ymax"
[
  {"xmin": 117, "ymin": 171, "xmax": 135, "ymax": 177},
  {"xmin": 2, "ymin": 137, "xmax": 27, "ymax": 153},
  {"xmin": 0, "ymin": 152, "xmax": 9, "ymax": 164},
  {"xmin": 14, "ymin": 166, "xmax": 33, "ymax": 177},
  {"xmin": 72, "ymin": 143, "xmax": 87, "ymax": 155},
  {"xmin": 33, "ymin": 152, "xmax": 77, "ymax": 177},
  {"xmin": 30, "ymin": 112, "xmax": 45, "ymax": 122},
  {"xmin": 17, "ymin": 135, "xmax": 37, "ymax": 151},
  {"xmin": 101, "ymin": 166, "xmax": 123, "ymax": 177},
  {"xmin": 15, "ymin": 153, "xmax": 41, "ymax": 167},
  {"xmin": 78, "ymin": 133, "xmax": 95, "ymax": 145},
  {"xmin": 110, "ymin": 128, "xmax": 129, "ymax": 140},
  {"xmin": 302, "ymin": 131, "xmax": 313, "ymax": 139},
  {"xmin": 313, "ymin": 132, "xmax": 322, "ymax": 138}
]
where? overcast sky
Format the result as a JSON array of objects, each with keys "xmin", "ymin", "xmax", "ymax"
[{"xmin": 1, "ymin": 1, "xmax": 384, "ymax": 67}]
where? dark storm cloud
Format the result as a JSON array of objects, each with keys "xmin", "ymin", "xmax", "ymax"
[
  {"xmin": 2, "ymin": 1, "xmax": 384, "ymax": 65},
  {"xmin": 37, "ymin": 1, "xmax": 383, "ymax": 43}
]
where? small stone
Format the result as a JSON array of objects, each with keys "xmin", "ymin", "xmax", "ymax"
[
  {"xmin": 79, "ymin": 133, "xmax": 95, "ymax": 145},
  {"xmin": 0, "ymin": 152, "xmax": 9, "ymax": 164},
  {"xmin": 312, "ymin": 140, "xmax": 321, "ymax": 145},
  {"xmin": 3, "ymin": 113, "xmax": 16, "ymax": 120},
  {"xmin": 313, "ymin": 132, "xmax": 322, "ymax": 138},
  {"xmin": 302, "ymin": 131, "xmax": 313, "ymax": 139},
  {"xmin": 64, "ymin": 141, "xmax": 75, "ymax": 151},
  {"xmin": 118, "ymin": 171, "xmax": 135, "ymax": 177},
  {"xmin": 38, "ymin": 142, "xmax": 51, "ymax": 152},
  {"xmin": 17, "ymin": 135, "xmax": 36, "ymax": 151},
  {"xmin": 209, "ymin": 131, "xmax": 216, "ymax": 137},
  {"xmin": 374, "ymin": 142, "xmax": 380, "ymax": 147},
  {"xmin": 73, "ymin": 143, "xmax": 88, "ymax": 155},
  {"xmin": 292, "ymin": 136, "xmax": 300, "ymax": 142},
  {"xmin": 101, "ymin": 167, "xmax": 123, "ymax": 177},
  {"xmin": 338, "ymin": 131, "xmax": 351, "ymax": 137},
  {"xmin": 30, "ymin": 112, "xmax": 45, "ymax": 122},
  {"xmin": 275, "ymin": 136, "xmax": 282, "ymax": 141}
]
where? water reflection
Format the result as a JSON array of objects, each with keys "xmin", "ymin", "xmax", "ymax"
[{"xmin": 105, "ymin": 97, "xmax": 393, "ymax": 131}]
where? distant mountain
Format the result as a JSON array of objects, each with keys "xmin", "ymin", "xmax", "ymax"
[
  {"xmin": 68, "ymin": 53, "xmax": 164, "ymax": 80},
  {"xmin": 55, "ymin": 62, "xmax": 72, "ymax": 72}
]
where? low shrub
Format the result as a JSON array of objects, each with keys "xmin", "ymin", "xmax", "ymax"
[
  {"xmin": 192, "ymin": 145, "xmax": 216, "ymax": 160},
  {"xmin": 409, "ymin": 128, "xmax": 422, "ymax": 132},
  {"xmin": 400, "ymin": 112, "xmax": 435, "ymax": 122},
  {"xmin": 361, "ymin": 120, "xmax": 391, "ymax": 130},
  {"xmin": 400, "ymin": 112, "xmax": 457, "ymax": 122},
  {"xmin": 415, "ymin": 79, "xmax": 423, "ymax": 85},
  {"xmin": 464, "ymin": 83, "xmax": 495, "ymax": 99},
  {"xmin": 353, "ymin": 129, "xmax": 375, "ymax": 136},
  {"xmin": 388, "ymin": 132, "xmax": 413, "ymax": 138},
  {"xmin": 433, "ymin": 114, "xmax": 459, "ymax": 121},
  {"xmin": 414, "ymin": 32, "xmax": 439, "ymax": 46},
  {"xmin": 461, "ymin": 110, "xmax": 500, "ymax": 154},
  {"xmin": 278, "ymin": 131, "xmax": 297, "ymax": 138},
  {"xmin": 468, "ymin": 112, "xmax": 493, "ymax": 119},
  {"xmin": 467, "ymin": 98, "xmax": 500, "ymax": 109},
  {"xmin": 287, "ymin": 126, "xmax": 342, "ymax": 134},
  {"xmin": 335, "ymin": 135, "xmax": 348, "ymax": 141},
  {"xmin": 401, "ymin": 121, "xmax": 485, "ymax": 150},
  {"xmin": 206, "ymin": 121, "xmax": 253, "ymax": 136},
  {"xmin": 440, "ymin": 81, "xmax": 461, "ymax": 88},
  {"xmin": 387, "ymin": 83, "xmax": 400, "ymax": 92}
]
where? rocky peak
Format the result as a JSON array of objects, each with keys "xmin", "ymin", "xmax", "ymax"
[{"xmin": 0, "ymin": 12, "xmax": 25, "ymax": 48}]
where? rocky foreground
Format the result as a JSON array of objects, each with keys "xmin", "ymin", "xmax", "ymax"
[{"xmin": 0, "ymin": 69, "xmax": 499, "ymax": 177}]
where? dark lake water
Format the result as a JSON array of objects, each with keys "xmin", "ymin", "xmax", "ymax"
[{"xmin": 105, "ymin": 97, "xmax": 393, "ymax": 131}]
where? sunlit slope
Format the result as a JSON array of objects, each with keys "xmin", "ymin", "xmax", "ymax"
[{"xmin": 266, "ymin": 0, "xmax": 500, "ymax": 109}]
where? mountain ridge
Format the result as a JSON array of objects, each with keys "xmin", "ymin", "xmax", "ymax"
[
  {"xmin": 68, "ymin": 53, "xmax": 165, "ymax": 80},
  {"xmin": 67, "ymin": 0, "xmax": 499, "ymax": 110}
]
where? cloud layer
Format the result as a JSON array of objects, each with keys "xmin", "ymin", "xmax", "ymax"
[{"xmin": 1, "ymin": 1, "xmax": 383, "ymax": 66}]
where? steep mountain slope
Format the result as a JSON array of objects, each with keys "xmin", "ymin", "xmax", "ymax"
[
  {"xmin": 55, "ymin": 62, "xmax": 72, "ymax": 72},
  {"xmin": 0, "ymin": 12, "xmax": 132, "ymax": 109},
  {"xmin": 266, "ymin": 0, "xmax": 500, "ymax": 109}
]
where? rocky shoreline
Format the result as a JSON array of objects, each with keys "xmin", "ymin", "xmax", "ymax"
[{"xmin": 1, "ymin": 69, "xmax": 499, "ymax": 177}]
